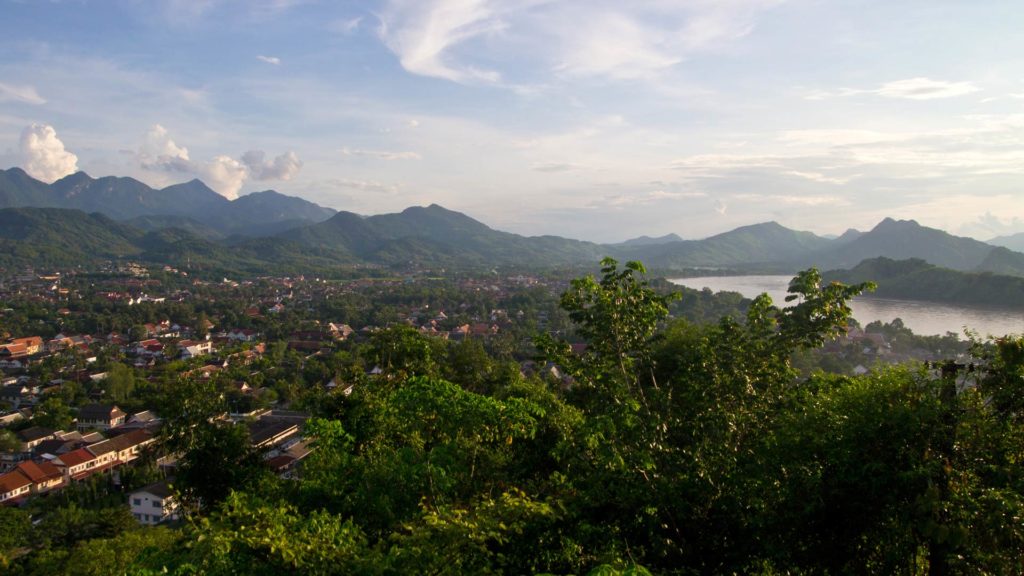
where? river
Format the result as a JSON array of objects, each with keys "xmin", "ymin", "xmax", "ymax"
[{"xmin": 669, "ymin": 275, "xmax": 1024, "ymax": 337}]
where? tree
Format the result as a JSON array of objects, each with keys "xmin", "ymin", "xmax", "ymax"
[
  {"xmin": 367, "ymin": 325, "xmax": 442, "ymax": 380},
  {"xmin": 104, "ymin": 362, "xmax": 136, "ymax": 403},
  {"xmin": 34, "ymin": 397, "xmax": 74, "ymax": 431},
  {"xmin": 0, "ymin": 506, "xmax": 30, "ymax": 569}
]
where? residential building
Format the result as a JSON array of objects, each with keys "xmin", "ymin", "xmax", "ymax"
[{"xmin": 130, "ymin": 480, "xmax": 179, "ymax": 525}]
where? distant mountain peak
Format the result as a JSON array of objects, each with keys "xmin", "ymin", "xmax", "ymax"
[
  {"xmin": 614, "ymin": 233, "xmax": 684, "ymax": 247},
  {"xmin": 874, "ymin": 217, "xmax": 921, "ymax": 230}
]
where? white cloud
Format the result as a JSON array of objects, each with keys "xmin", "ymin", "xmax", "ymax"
[
  {"xmin": 19, "ymin": 124, "xmax": 79, "ymax": 183},
  {"xmin": 875, "ymin": 77, "xmax": 980, "ymax": 100},
  {"xmin": 555, "ymin": 12, "xmax": 681, "ymax": 80},
  {"xmin": 201, "ymin": 155, "xmax": 249, "ymax": 199},
  {"xmin": 341, "ymin": 147, "xmax": 421, "ymax": 160},
  {"xmin": 376, "ymin": 1, "xmax": 779, "ymax": 84},
  {"xmin": 783, "ymin": 170, "xmax": 852, "ymax": 185},
  {"xmin": 257, "ymin": 55, "xmax": 282, "ymax": 65},
  {"xmin": 329, "ymin": 16, "xmax": 363, "ymax": 34},
  {"xmin": 0, "ymin": 82, "xmax": 46, "ymax": 105},
  {"xmin": 592, "ymin": 188, "xmax": 707, "ymax": 208},
  {"xmin": 138, "ymin": 124, "xmax": 192, "ymax": 171},
  {"xmin": 530, "ymin": 161, "xmax": 582, "ymax": 172},
  {"xmin": 959, "ymin": 211, "xmax": 1024, "ymax": 239},
  {"xmin": 242, "ymin": 150, "xmax": 303, "ymax": 180},
  {"xmin": 330, "ymin": 178, "xmax": 400, "ymax": 194},
  {"xmin": 735, "ymin": 192, "xmax": 847, "ymax": 206},
  {"xmin": 806, "ymin": 77, "xmax": 981, "ymax": 101},
  {"xmin": 137, "ymin": 125, "xmax": 302, "ymax": 199},
  {"xmin": 378, "ymin": 0, "xmax": 504, "ymax": 83}
]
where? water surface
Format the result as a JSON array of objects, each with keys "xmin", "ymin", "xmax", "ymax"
[{"xmin": 670, "ymin": 275, "xmax": 1024, "ymax": 337}]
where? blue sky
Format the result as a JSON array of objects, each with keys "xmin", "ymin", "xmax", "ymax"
[{"xmin": 1, "ymin": 0, "xmax": 1022, "ymax": 242}]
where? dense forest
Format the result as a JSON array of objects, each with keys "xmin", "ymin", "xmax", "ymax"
[{"xmin": 2, "ymin": 259, "xmax": 1023, "ymax": 574}]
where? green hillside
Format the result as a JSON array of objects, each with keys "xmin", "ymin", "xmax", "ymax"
[{"xmin": 825, "ymin": 257, "xmax": 1024, "ymax": 309}]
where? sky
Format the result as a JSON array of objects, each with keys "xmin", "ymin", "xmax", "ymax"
[{"xmin": 1, "ymin": 0, "xmax": 1022, "ymax": 243}]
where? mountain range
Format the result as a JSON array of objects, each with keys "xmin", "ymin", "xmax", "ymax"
[
  {"xmin": 0, "ymin": 168, "xmax": 336, "ymax": 237},
  {"xmin": 0, "ymin": 167, "xmax": 1023, "ymax": 278}
]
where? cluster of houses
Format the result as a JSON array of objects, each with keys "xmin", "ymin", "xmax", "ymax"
[
  {"xmin": 0, "ymin": 404, "xmax": 158, "ymax": 505},
  {"xmin": 0, "ymin": 400, "xmax": 315, "ymax": 526}
]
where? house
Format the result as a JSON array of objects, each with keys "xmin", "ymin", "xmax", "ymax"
[
  {"xmin": 130, "ymin": 480, "xmax": 179, "ymax": 525},
  {"xmin": 0, "ymin": 357, "xmax": 27, "ymax": 370},
  {"xmin": 13, "ymin": 460, "xmax": 63, "ymax": 494},
  {"xmin": 16, "ymin": 426, "xmax": 57, "ymax": 451},
  {"xmin": 226, "ymin": 329, "xmax": 259, "ymax": 342},
  {"xmin": 134, "ymin": 339, "xmax": 162, "ymax": 357},
  {"xmin": 0, "ymin": 411, "xmax": 25, "ymax": 427},
  {"xmin": 327, "ymin": 323, "xmax": 354, "ymax": 340},
  {"xmin": 0, "ymin": 470, "xmax": 31, "ymax": 503},
  {"xmin": 77, "ymin": 404, "xmax": 127, "ymax": 431},
  {"xmin": 86, "ymin": 429, "xmax": 155, "ymax": 465},
  {"xmin": 8, "ymin": 337, "xmax": 43, "ymax": 355},
  {"xmin": 54, "ymin": 447, "xmax": 102, "ymax": 482},
  {"xmin": 0, "ymin": 343, "xmax": 28, "ymax": 359},
  {"xmin": 1, "ymin": 384, "xmax": 30, "ymax": 408},
  {"xmin": 178, "ymin": 339, "xmax": 213, "ymax": 360},
  {"xmin": 247, "ymin": 420, "xmax": 299, "ymax": 450}
]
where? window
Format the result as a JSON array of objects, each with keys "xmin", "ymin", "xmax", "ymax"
[
  {"xmin": 153, "ymin": 500, "xmax": 161, "ymax": 508},
  {"xmin": 133, "ymin": 498, "xmax": 141, "ymax": 506}
]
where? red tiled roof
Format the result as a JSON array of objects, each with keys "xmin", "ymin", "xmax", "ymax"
[
  {"xmin": 0, "ymin": 471, "xmax": 32, "ymax": 492},
  {"xmin": 57, "ymin": 447, "xmax": 97, "ymax": 468},
  {"xmin": 15, "ymin": 460, "xmax": 62, "ymax": 483}
]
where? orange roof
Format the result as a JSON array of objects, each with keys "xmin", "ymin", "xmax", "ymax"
[
  {"xmin": 15, "ymin": 460, "xmax": 62, "ymax": 483},
  {"xmin": 57, "ymin": 447, "xmax": 96, "ymax": 468},
  {"xmin": 0, "ymin": 343, "xmax": 28, "ymax": 356},
  {"xmin": 0, "ymin": 471, "xmax": 31, "ymax": 492}
]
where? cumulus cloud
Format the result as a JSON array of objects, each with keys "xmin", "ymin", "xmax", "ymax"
[
  {"xmin": 202, "ymin": 155, "xmax": 249, "ymax": 199},
  {"xmin": 20, "ymin": 124, "xmax": 79, "ymax": 183},
  {"xmin": 242, "ymin": 150, "xmax": 303, "ymax": 180},
  {"xmin": 138, "ymin": 125, "xmax": 303, "ymax": 199},
  {"xmin": 0, "ymin": 82, "xmax": 46, "ymax": 105},
  {"xmin": 257, "ymin": 55, "xmax": 282, "ymax": 65},
  {"xmin": 138, "ymin": 124, "xmax": 192, "ymax": 172},
  {"xmin": 340, "ymin": 147, "xmax": 421, "ymax": 160}
]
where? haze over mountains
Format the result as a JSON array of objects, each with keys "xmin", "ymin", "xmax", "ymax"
[{"xmin": 0, "ymin": 167, "xmax": 1022, "ymax": 278}]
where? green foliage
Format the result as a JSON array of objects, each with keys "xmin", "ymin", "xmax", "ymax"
[
  {"xmin": 33, "ymin": 396, "xmax": 74, "ymax": 431},
  {"xmin": 0, "ymin": 506, "xmax": 31, "ymax": 569},
  {"xmin": 183, "ymin": 492, "xmax": 372, "ymax": 575}
]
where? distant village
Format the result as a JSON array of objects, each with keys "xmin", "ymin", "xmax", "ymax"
[
  {"xmin": 0, "ymin": 262, "xmax": 963, "ymax": 523},
  {"xmin": 0, "ymin": 263, "xmax": 576, "ymax": 520}
]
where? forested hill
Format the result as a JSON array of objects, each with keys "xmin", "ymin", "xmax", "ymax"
[
  {"xmin": 3, "ymin": 167, "xmax": 1024, "ymax": 275},
  {"xmin": 809, "ymin": 217, "xmax": 1007, "ymax": 272},
  {"xmin": 0, "ymin": 168, "xmax": 336, "ymax": 236},
  {"xmin": 825, "ymin": 256, "xmax": 1024, "ymax": 309},
  {"xmin": 278, "ymin": 204, "xmax": 606, "ymax": 266}
]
